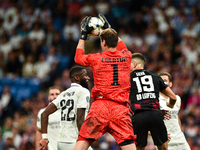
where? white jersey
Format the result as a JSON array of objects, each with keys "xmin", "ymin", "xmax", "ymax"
[
  {"xmin": 159, "ymin": 95, "xmax": 190, "ymax": 150},
  {"xmin": 52, "ymin": 83, "xmax": 90, "ymax": 142},
  {"xmin": 37, "ymin": 106, "xmax": 61, "ymax": 150}
]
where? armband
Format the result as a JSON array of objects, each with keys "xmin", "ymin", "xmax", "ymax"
[{"xmin": 42, "ymin": 133, "xmax": 48, "ymax": 139}]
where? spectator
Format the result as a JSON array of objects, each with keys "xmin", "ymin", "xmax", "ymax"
[
  {"xmin": 3, "ymin": 126, "xmax": 22, "ymax": 149},
  {"xmin": 22, "ymin": 54, "xmax": 35, "ymax": 78},
  {"xmin": 3, "ymin": 15, "xmax": 18, "ymax": 34},
  {"xmin": 4, "ymin": 137, "xmax": 15, "ymax": 150},
  {"xmin": 20, "ymin": 125, "xmax": 35, "ymax": 149},
  {"xmin": 34, "ymin": 3, "xmax": 51, "ymax": 24},
  {"xmin": 28, "ymin": 23, "xmax": 45, "ymax": 46},
  {"xmin": 52, "ymin": 32, "xmax": 65, "ymax": 53},
  {"xmin": 95, "ymin": 0, "xmax": 110, "ymax": 15},
  {"xmin": 60, "ymin": 69, "xmax": 71, "ymax": 90},
  {"xmin": 183, "ymin": 115, "xmax": 199, "ymax": 141},
  {"xmin": 0, "ymin": 85, "xmax": 15, "ymax": 120},
  {"xmin": 10, "ymin": 28, "xmax": 23, "ymax": 51},
  {"xmin": 20, "ymin": 6, "xmax": 36, "ymax": 29},
  {"xmin": 186, "ymin": 87, "xmax": 200, "ymax": 109},
  {"xmin": 4, "ymin": 51, "xmax": 22, "ymax": 77},
  {"xmin": 0, "ymin": 33, "xmax": 12, "ymax": 59},
  {"xmin": 63, "ymin": 19, "xmax": 80, "ymax": 41},
  {"xmin": 44, "ymin": 20, "xmax": 55, "ymax": 47},
  {"xmin": 1, "ymin": 117, "xmax": 13, "ymax": 139},
  {"xmin": 33, "ymin": 52, "xmax": 50, "ymax": 81},
  {"xmin": 79, "ymin": 0, "xmax": 93, "ymax": 16},
  {"xmin": 129, "ymin": 11, "xmax": 147, "ymax": 34},
  {"xmin": 66, "ymin": 0, "xmax": 82, "ymax": 21},
  {"xmin": 46, "ymin": 45, "xmax": 58, "ymax": 66}
]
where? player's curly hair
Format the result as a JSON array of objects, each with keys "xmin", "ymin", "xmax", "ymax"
[
  {"xmin": 100, "ymin": 28, "xmax": 118, "ymax": 48},
  {"xmin": 69, "ymin": 66, "xmax": 85, "ymax": 81}
]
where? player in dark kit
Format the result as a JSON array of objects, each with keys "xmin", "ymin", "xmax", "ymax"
[{"xmin": 129, "ymin": 53, "xmax": 177, "ymax": 150}]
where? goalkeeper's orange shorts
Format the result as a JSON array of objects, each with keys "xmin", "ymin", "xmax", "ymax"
[{"xmin": 78, "ymin": 99, "xmax": 136, "ymax": 144}]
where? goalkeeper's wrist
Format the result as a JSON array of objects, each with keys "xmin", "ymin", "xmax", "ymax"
[
  {"xmin": 80, "ymin": 34, "xmax": 87, "ymax": 40},
  {"xmin": 80, "ymin": 32, "xmax": 88, "ymax": 40},
  {"xmin": 42, "ymin": 133, "xmax": 48, "ymax": 139}
]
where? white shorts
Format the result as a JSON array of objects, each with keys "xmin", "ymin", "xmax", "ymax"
[
  {"xmin": 168, "ymin": 142, "xmax": 191, "ymax": 150},
  {"xmin": 58, "ymin": 142, "xmax": 93, "ymax": 150}
]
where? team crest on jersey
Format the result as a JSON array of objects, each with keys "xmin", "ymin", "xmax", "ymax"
[{"xmin": 86, "ymin": 96, "xmax": 90, "ymax": 102}]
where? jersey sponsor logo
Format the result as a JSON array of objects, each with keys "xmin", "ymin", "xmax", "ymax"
[
  {"xmin": 48, "ymin": 121, "xmax": 60, "ymax": 126},
  {"xmin": 136, "ymin": 93, "xmax": 156, "ymax": 100},
  {"xmin": 101, "ymin": 57, "xmax": 128, "ymax": 63},
  {"xmin": 63, "ymin": 91, "xmax": 75, "ymax": 97},
  {"xmin": 48, "ymin": 121, "xmax": 60, "ymax": 129}
]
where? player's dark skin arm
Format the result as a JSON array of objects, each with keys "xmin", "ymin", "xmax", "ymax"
[
  {"xmin": 162, "ymin": 87, "xmax": 177, "ymax": 108},
  {"xmin": 77, "ymin": 108, "xmax": 86, "ymax": 131},
  {"xmin": 41, "ymin": 103, "xmax": 58, "ymax": 133}
]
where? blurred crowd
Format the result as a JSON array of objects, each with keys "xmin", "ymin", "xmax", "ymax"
[{"xmin": 0, "ymin": 0, "xmax": 200, "ymax": 149}]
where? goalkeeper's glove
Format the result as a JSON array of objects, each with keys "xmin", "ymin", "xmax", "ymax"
[
  {"xmin": 80, "ymin": 16, "xmax": 93, "ymax": 40},
  {"xmin": 98, "ymin": 13, "xmax": 111, "ymax": 29}
]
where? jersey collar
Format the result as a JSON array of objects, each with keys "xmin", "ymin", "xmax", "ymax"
[{"xmin": 71, "ymin": 83, "xmax": 82, "ymax": 87}]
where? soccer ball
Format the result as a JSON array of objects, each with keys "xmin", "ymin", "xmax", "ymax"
[{"xmin": 88, "ymin": 17, "xmax": 104, "ymax": 37}]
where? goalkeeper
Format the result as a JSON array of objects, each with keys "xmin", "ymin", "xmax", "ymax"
[{"xmin": 73, "ymin": 14, "xmax": 137, "ymax": 150}]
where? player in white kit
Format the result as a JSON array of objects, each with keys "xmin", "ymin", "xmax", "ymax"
[
  {"xmin": 158, "ymin": 72, "xmax": 190, "ymax": 150},
  {"xmin": 39, "ymin": 66, "xmax": 92, "ymax": 150},
  {"xmin": 35, "ymin": 86, "xmax": 61, "ymax": 150}
]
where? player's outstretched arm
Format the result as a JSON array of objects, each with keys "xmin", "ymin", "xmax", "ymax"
[
  {"xmin": 77, "ymin": 108, "xmax": 86, "ymax": 131},
  {"xmin": 162, "ymin": 87, "xmax": 177, "ymax": 108},
  {"xmin": 75, "ymin": 16, "xmax": 93, "ymax": 66},
  {"xmin": 117, "ymin": 37, "xmax": 128, "ymax": 51},
  {"xmin": 39, "ymin": 103, "xmax": 57, "ymax": 150},
  {"xmin": 35, "ymin": 129, "xmax": 42, "ymax": 150}
]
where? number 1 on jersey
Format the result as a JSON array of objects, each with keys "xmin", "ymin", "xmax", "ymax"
[{"xmin": 111, "ymin": 64, "xmax": 120, "ymax": 86}]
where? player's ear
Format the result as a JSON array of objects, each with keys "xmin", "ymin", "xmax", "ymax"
[
  {"xmin": 169, "ymin": 82, "xmax": 172, "ymax": 88},
  {"xmin": 131, "ymin": 61, "xmax": 137, "ymax": 71},
  {"xmin": 133, "ymin": 62, "xmax": 137, "ymax": 68},
  {"xmin": 102, "ymin": 39, "xmax": 106, "ymax": 46},
  {"xmin": 74, "ymin": 75, "xmax": 80, "ymax": 81}
]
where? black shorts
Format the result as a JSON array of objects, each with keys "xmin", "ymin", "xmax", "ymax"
[{"xmin": 131, "ymin": 110, "xmax": 168, "ymax": 147}]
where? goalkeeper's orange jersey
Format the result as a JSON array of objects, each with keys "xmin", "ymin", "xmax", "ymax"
[{"xmin": 75, "ymin": 41, "xmax": 132, "ymax": 103}]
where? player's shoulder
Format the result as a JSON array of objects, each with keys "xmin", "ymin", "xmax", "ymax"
[
  {"xmin": 121, "ymin": 49, "xmax": 132, "ymax": 58},
  {"xmin": 67, "ymin": 85, "xmax": 90, "ymax": 95},
  {"xmin": 122, "ymin": 49, "xmax": 131, "ymax": 54},
  {"xmin": 176, "ymin": 95, "xmax": 181, "ymax": 104},
  {"xmin": 37, "ymin": 107, "xmax": 46, "ymax": 117},
  {"xmin": 88, "ymin": 52, "xmax": 101, "ymax": 58},
  {"xmin": 78, "ymin": 86, "xmax": 90, "ymax": 95}
]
